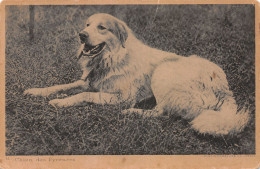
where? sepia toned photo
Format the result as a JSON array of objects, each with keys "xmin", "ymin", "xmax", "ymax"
[{"xmin": 1, "ymin": 1, "xmax": 259, "ymax": 169}]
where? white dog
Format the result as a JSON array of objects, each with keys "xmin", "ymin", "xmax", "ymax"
[{"xmin": 24, "ymin": 13, "xmax": 249, "ymax": 136}]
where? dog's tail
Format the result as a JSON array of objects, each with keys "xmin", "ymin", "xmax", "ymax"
[{"xmin": 191, "ymin": 96, "xmax": 249, "ymax": 136}]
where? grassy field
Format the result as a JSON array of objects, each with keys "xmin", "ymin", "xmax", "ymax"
[{"xmin": 5, "ymin": 5, "xmax": 255, "ymax": 155}]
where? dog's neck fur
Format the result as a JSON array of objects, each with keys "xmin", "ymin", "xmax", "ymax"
[{"xmin": 87, "ymin": 30, "xmax": 183, "ymax": 80}]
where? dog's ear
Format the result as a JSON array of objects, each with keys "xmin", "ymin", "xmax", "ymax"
[{"xmin": 114, "ymin": 21, "xmax": 128, "ymax": 48}]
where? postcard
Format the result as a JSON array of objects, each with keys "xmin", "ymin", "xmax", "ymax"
[{"xmin": 0, "ymin": 0, "xmax": 259, "ymax": 168}]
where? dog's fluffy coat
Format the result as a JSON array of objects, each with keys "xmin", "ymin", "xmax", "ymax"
[{"xmin": 24, "ymin": 13, "xmax": 249, "ymax": 136}]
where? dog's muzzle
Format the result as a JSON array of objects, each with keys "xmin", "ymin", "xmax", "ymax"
[
  {"xmin": 78, "ymin": 32, "xmax": 106, "ymax": 59},
  {"xmin": 79, "ymin": 32, "xmax": 89, "ymax": 44}
]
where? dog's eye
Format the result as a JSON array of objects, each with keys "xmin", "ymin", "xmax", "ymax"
[
  {"xmin": 86, "ymin": 23, "xmax": 90, "ymax": 27},
  {"xmin": 98, "ymin": 25, "xmax": 106, "ymax": 30}
]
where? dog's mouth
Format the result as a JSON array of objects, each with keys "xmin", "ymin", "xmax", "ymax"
[{"xmin": 82, "ymin": 42, "xmax": 106, "ymax": 58}]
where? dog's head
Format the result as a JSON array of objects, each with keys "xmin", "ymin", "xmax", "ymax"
[{"xmin": 78, "ymin": 13, "xmax": 129, "ymax": 59}]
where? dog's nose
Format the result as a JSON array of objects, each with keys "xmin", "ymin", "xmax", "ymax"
[
  {"xmin": 79, "ymin": 32, "xmax": 88, "ymax": 38},
  {"xmin": 79, "ymin": 31, "xmax": 89, "ymax": 43}
]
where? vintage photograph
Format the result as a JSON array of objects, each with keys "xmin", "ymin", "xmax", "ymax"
[{"xmin": 5, "ymin": 5, "xmax": 255, "ymax": 155}]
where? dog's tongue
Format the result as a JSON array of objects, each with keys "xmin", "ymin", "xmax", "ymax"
[
  {"xmin": 82, "ymin": 43, "xmax": 105, "ymax": 57},
  {"xmin": 82, "ymin": 44, "xmax": 95, "ymax": 56}
]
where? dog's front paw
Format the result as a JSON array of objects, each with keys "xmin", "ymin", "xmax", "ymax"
[
  {"xmin": 122, "ymin": 108, "xmax": 163, "ymax": 117},
  {"xmin": 49, "ymin": 99, "xmax": 73, "ymax": 108},
  {"xmin": 24, "ymin": 88, "xmax": 49, "ymax": 97},
  {"xmin": 122, "ymin": 108, "xmax": 144, "ymax": 115},
  {"xmin": 121, "ymin": 109, "xmax": 130, "ymax": 115}
]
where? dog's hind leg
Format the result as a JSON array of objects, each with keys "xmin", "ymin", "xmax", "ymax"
[
  {"xmin": 24, "ymin": 80, "xmax": 88, "ymax": 97},
  {"xmin": 122, "ymin": 106, "xmax": 164, "ymax": 117},
  {"xmin": 49, "ymin": 92, "xmax": 120, "ymax": 107}
]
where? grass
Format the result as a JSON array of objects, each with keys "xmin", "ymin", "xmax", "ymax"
[{"xmin": 5, "ymin": 5, "xmax": 255, "ymax": 155}]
